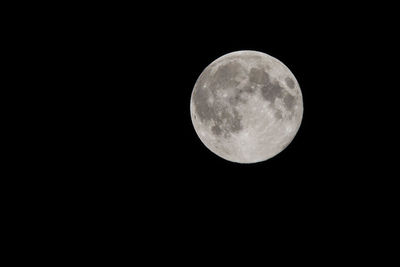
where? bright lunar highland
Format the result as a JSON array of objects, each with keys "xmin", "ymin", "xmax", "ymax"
[{"xmin": 190, "ymin": 50, "xmax": 303, "ymax": 163}]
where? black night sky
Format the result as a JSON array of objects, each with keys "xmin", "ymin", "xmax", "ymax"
[
  {"xmin": 73, "ymin": 3, "xmax": 392, "ymax": 195},
  {"xmin": 11, "ymin": 1, "xmax": 396, "ymax": 257},
  {"xmin": 35, "ymin": 2, "xmax": 392, "ymax": 234}
]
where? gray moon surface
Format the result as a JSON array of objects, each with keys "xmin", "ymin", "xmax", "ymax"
[{"xmin": 190, "ymin": 50, "xmax": 303, "ymax": 163}]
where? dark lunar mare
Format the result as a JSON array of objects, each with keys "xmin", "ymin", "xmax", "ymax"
[
  {"xmin": 283, "ymin": 94, "xmax": 296, "ymax": 110},
  {"xmin": 193, "ymin": 61, "xmax": 297, "ymax": 138},
  {"xmin": 208, "ymin": 61, "xmax": 244, "ymax": 90},
  {"xmin": 192, "ymin": 61, "xmax": 245, "ymax": 137},
  {"xmin": 249, "ymin": 67, "xmax": 296, "ymax": 112}
]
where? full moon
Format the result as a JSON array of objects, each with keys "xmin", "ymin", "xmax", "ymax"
[{"xmin": 190, "ymin": 50, "xmax": 303, "ymax": 163}]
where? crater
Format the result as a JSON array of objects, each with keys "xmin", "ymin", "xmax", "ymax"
[
  {"xmin": 283, "ymin": 94, "xmax": 296, "ymax": 111},
  {"xmin": 285, "ymin": 77, "xmax": 295, "ymax": 89}
]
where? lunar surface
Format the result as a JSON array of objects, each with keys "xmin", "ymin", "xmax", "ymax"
[{"xmin": 190, "ymin": 50, "xmax": 303, "ymax": 163}]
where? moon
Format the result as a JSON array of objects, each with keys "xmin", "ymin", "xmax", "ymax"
[{"xmin": 190, "ymin": 50, "xmax": 303, "ymax": 164}]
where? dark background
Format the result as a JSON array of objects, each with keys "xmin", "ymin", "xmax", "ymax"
[
  {"xmin": 54, "ymin": 3, "xmax": 395, "ymax": 202},
  {"xmin": 5, "ymin": 1, "xmax": 397, "ymax": 258}
]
